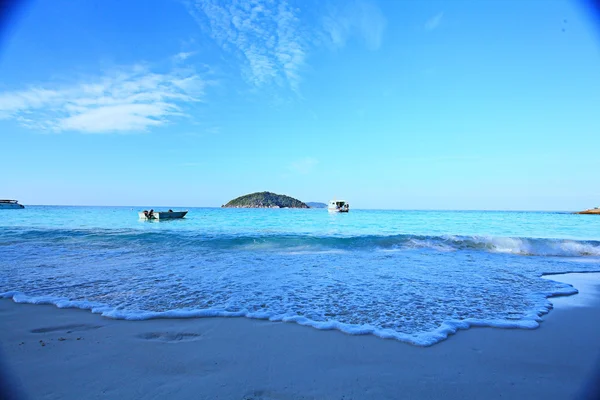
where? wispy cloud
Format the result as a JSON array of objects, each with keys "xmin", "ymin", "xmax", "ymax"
[
  {"xmin": 322, "ymin": 0, "xmax": 386, "ymax": 51},
  {"xmin": 289, "ymin": 157, "xmax": 319, "ymax": 175},
  {"xmin": 187, "ymin": 0, "xmax": 307, "ymax": 92},
  {"xmin": 174, "ymin": 51, "xmax": 196, "ymax": 62},
  {"xmin": 0, "ymin": 63, "xmax": 210, "ymax": 133},
  {"xmin": 425, "ymin": 12, "xmax": 444, "ymax": 31},
  {"xmin": 187, "ymin": 0, "xmax": 385, "ymax": 93}
]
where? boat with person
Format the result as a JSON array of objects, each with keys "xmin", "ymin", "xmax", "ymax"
[
  {"xmin": 328, "ymin": 199, "xmax": 349, "ymax": 213},
  {"xmin": 0, "ymin": 200, "xmax": 25, "ymax": 209},
  {"xmin": 138, "ymin": 209, "xmax": 188, "ymax": 220}
]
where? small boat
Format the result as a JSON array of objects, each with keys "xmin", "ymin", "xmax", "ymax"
[
  {"xmin": 138, "ymin": 210, "xmax": 188, "ymax": 220},
  {"xmin": 0, "ymin": 200, "xmax": 25, "ymax": 209},
  {"xmin": 328, "ymin": 200, "xmax": 349, "ymax": 213}
]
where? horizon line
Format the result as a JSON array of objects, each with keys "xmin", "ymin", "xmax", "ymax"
[{"xmin": 10, "ymin": 204, "xmax": 582, "ymax": 213}]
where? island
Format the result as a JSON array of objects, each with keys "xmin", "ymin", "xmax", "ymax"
[
  {"xmin": 222, "ymin": 191, "xmax": 309, "ymax": 208},
  {"xmin": 575, "ymin": 207, "xmax": 600, "ymax": 215},
  {"xmin": 306, "ymin": 202, "xmax": 327, "ymax": 208}
]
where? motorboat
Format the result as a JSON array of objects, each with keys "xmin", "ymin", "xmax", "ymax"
[
  {"xmin": 328, "ymin": 200, "xmax": 349, "ymax": 213},
  {"xmin": 0, "ymin": 200, "xmax": 24, "ymax": 209},
  {"xmin": 139, "ymin": 210, "xmax": 188, "ymax": 220}
]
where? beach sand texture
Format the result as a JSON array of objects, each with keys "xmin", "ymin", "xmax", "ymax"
[{"xmin": 1, "ymin": 273, "xmax": 600, "ymax": 400}]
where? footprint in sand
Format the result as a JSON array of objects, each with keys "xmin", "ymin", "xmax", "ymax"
[
  {"xmin": 242, "ymin": 390, "xmax": 296, "ymax": 400},
  {"xmin": 30, "ymin": 323, "xmax": 103, "ymax": 334},
  {"xmin": 136, "ymin": 332, "xmax": 203, "ymax": 343}
]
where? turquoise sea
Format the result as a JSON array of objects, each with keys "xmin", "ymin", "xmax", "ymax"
[{"xmin": 2, "ymin": 206, "xmax": 600, "ymax": 345}]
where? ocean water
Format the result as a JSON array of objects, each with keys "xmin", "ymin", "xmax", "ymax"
[{"xmin": 2, "ymin": 206, "xmax": 600, "ymax": 345}]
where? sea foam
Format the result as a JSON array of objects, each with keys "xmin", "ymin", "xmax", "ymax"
[{"xmin": 0, "ymin": 280, "xmax": 580, "ymax": 346}]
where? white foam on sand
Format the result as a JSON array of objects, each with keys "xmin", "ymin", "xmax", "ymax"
[{"xmin": 0, "ymin": 278, "xmax": 583, "ymax": 347}]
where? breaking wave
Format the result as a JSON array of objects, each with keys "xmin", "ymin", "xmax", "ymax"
[{"xmin": 5, "ymin": 228, "xmax": 600, "ymax": 257}]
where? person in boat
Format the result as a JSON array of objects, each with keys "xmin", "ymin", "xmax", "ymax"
[
  {"xmin": 148, "ymin": 209, "xmax": 154, "ymax": 218},
  {"xmin": 168, "ymin": 209, "xmax": 173, "ymax": 212}
]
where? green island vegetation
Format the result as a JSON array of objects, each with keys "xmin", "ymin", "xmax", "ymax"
[{"xmin": 222, "ymin": 191, "xmax": 309, "ymax": 208}]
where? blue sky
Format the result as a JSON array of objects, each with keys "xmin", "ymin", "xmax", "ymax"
[{"xmin": 1, "ymin": 0, "xmax": 599, "ymax": 210}]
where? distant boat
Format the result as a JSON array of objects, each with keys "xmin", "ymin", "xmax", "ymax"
[
  {"xmin": 328, "ymin": 200, "xmax": 349, "ymax": 213},
  {"xmin": 139, "ymin": 210, "xmax": 188, "ymax": 220},
  {"xmin": 0, "ymin": 200, "xmax": 24, "ymax": 209}
]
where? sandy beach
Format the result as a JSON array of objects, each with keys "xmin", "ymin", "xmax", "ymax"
[{"xmin": 0, "ymin": 273, "xmax": 598, "ymax": 400}]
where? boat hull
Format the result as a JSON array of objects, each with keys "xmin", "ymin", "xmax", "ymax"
[
  {"xmin": 0, "ymin": 203, "xmax": 24, "ymax": 209},
  {"xmin": 139, "ymin": 211, "xmax": 188, "ymax": 220},
  {"xmin": 328, "ymin": 208, "xmax": 349, "ymax": 213}
]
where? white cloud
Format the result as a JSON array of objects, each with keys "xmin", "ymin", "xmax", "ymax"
[
  {"xmin": 425, "ymin": 12, "xmax": 444, "ymax": 31},
  {"xmin": 174, "ymin": 51, "xmax": 196, "ymax": 62},
  {"xmin": 0, "ymin": 63, "xmax": 208, "ymax": 133},
  {"xmin": 59, "ymin": 104, "xmax": 174, "ymax": 133},
  {"xmin": 322, "ymin": 0, "xmax": 387, "ymax": 51},
  {"xmin": 187, "ymin": 0, "xmax": 307, "ymax": 92},
  {"xmin": 289, "ymin": 157, "xmax": 319, "ymax": 175}
]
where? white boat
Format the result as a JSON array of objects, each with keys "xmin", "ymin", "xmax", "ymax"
[
  {"xmin": 0, "ymin": 200, "xmax": 24, "ymax": 209},
  {"xmin": 328, "ymin": 200, "xmax": 349, "ymax": 213},
  {"xmin": 139, "ymin": 210, "xmax": 188, "ymax": 220}
]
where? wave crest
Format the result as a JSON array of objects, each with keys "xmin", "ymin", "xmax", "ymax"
[
  {"xmin": 226, "ymin": 234, "xmax": 600, "ymax": 257},
  {"xmin": 5, "ymin": 228, "xmax": 600, "ymax": 257}
]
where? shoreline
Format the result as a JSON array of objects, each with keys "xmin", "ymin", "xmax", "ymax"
[
  {"xmin": 2, "ymin": 272, "xmax": 600, "ymax": 399},
  {"xmin": 2, "ymin": 270, "xmax": 598, "ymax": 347}
]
